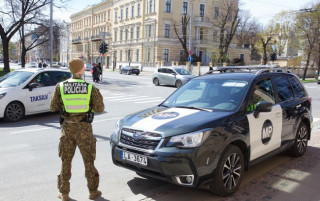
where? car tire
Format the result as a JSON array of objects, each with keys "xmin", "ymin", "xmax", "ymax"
[
  {"xmin": 175, "ymin": 80, "xmax": 182, "ymax": 88},
  {"xmin": 4, "ymin": 102, "xmax": 25, "ymax": 122},
  {"xmin": 136, "ymin": 73, "xmax": 139, "ymax": 76},
  {"xmin": 288, "ymin": 122, "xmax": 309, "ymax": 157},
  {"xmin": 153, "ymin": 78, "xmax": 159, "ymax": 86},
  {"xmin": 210, "ymin": 145, "xmax": 244, "ymax": 196}
]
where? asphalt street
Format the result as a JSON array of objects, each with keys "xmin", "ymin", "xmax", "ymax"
[{"xmin": 0, "ymin": 69, "xmax": 319, "ymax": 201}]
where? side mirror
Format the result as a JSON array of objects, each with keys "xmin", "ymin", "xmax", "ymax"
[
  {"xmin": 254, "ymin": 101, "xmax": 272, "ymax": 118},
  {"xmin": 28, "ymin": 83, "xmax": 39, "ymax": 91}
]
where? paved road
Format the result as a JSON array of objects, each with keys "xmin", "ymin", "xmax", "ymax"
[{"xmin": 0, "ymin": 71, "xmax": 319, "ymax": 201}]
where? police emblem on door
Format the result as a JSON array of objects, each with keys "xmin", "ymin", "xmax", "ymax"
[{"xmin": 261, "ymin": 120, "xmax": 273, "ymax": 144}]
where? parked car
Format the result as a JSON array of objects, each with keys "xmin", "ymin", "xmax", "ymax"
[
  {"xmin": 85, "ymin": 64, "xmax": 93, "ymax": 71},
  {"xmin": 0, "ymin": 68, "xmax": 72, "ymax": 122},
  {"xmin": 120, "ymin": 66, "xmax": 140, "ymax": 75},
  {"xmin": 111, "ymin": 66, "xmax": 312, "ymax": 196},
  {"xmin": 152, "ymin": 67, "xmax": 195, "ymax": 88},
  {"xmin": 52, "ymin": 62, "xmax": 59, "ymax": 67},
  {"xmin": 28, "ymin": 62, "xmax": 37, "ymax": 68}
]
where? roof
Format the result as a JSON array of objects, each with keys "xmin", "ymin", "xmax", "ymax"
[{"xmin": 14, "ymin": 67, "xmax": 70, "ymax": 73}]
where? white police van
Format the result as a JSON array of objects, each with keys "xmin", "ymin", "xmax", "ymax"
[{"xmin": 0, "ymin": 68, "xmax": 71, "ymax": 122}]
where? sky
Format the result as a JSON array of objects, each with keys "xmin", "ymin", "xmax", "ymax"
[{"xmin": 54, "ymin": 0, "xmax": 315, "ymax": 25}]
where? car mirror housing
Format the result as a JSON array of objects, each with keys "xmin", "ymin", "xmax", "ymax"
[
  {"xmin": 254, "ymin": 101, "xmax": 273, "ymax": 118},
  {"xmin": 28, "ymin": 83, "xmax": 39, "ymax": 91}
]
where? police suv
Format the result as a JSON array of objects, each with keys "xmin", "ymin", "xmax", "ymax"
[
  {"xmin": 110, "ymin": 67, "xmax": 313, "ymax": 196},
  {"xmin": 0, "ymin": 68, "xmax": 71, "ymax": 122}
]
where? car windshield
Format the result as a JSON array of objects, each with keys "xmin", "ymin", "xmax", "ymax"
[
  {"xmin": 174, "ymin": 68, "xmax": 191, "ymax": 75},
  {"xmin": 0, "ymin": 71, "xmax": 34, "ymax": 88},
  {"xmin": 162, "ymin": 78, "xmax": 249, "ymax": 112}
]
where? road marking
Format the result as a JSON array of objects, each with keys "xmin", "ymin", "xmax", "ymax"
[
  {"xmin": 118, "ymin": 97, "xmax": 163, "ymax": 102},
  {"xmin": 106, "ymin": 96, "xmax": 149, "ymax": 101},
  {"xmin": 135, "ymin": 99, "xmax": 164, "ymax": 104},
  {"xmin": 10, "ymin": 117, "xmax": 122, "ymax": 134},
  {"xmin": 104, "ymin": 95, "xmax": 136, "ymax": 100}
]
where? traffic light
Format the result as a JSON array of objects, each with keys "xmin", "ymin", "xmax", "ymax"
[{"xmin": 99, "ymin": 42, "xmax": 108, "ymax": 54}]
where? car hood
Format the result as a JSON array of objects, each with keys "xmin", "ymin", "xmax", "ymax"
[
  {"xmin": 121, "ymin": 106, "xmax": 232, "ymax": 137},
  {"xmin": 179, "ymin": 75, "xmax": 195, "ymax": 79}
]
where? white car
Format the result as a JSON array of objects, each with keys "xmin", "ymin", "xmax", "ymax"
[
  {"xmin": 28, "ymin": 62, "xmax": 37, "ymax": 68},
  {"xmin": 0, "ymin": 68, "xmax": 72, "ymax": 122}
]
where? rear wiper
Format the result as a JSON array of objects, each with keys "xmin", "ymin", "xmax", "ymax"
[{"xmin": 174, "ymin": 105, "xmax": 213, "ymax": 112}]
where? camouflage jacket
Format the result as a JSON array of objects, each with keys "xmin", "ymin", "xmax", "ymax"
[{"xmin": 50, "ymin": 78, "xmax": 105, "ymax": 122}]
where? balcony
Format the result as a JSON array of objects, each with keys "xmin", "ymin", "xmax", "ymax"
[
  {"xmin": 72, "ymin": 38, "xmax": 82, "ymax": 44},
  {"xmin": 91, "ymin": 35, "xmax": 102, "ymax": 41},
  {"xmin": 193, "ymin": 16, "xmax": 211, "ymax": 27}
]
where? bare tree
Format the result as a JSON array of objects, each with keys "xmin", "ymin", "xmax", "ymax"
[
  {"xmin": 173, "ymin": 15, "xmax": 190, "ymax": 62},
  {"xmin": 208, "ymin": 0, "xmax": 240, "ymax": 63},
  {"xmin": 295, "ymin": 4, "xmax": 320, "ymax": 80}
]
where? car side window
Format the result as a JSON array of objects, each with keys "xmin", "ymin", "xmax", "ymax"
[
  {"xmin": 273, "ymin": 76, "xmax": 294, "ymax": 102},
  {"xmin": 246, "ymin": 78, "xmax": 275, "ymax": 112},
  {"xmin": 50, "ymin": 71, "xmax": 72, "ymax": 85},
  {"xmin": 30, "ymin": 72, "xmax": 51, "ymax": 87},
  {"xmin": 166, "ymin": 69, "xmax": 174, "ymax": 74},
  {"xmin": 158, "ymin": 68, "xmax": 165, "ymax": 73},
  {"xmin": 287, "ymin": 76, "xmax": 306, "ymax": 98}
]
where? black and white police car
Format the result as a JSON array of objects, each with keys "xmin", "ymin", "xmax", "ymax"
[
  {"xmin": 0, "ymin": 68, "xmax": 71, "ymax": 122},
  {"xmin": 110, "ymin": 67, "xmax": 312, "ymax": 196}
]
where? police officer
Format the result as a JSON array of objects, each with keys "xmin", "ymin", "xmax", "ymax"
[{"xmin": 50, "ymin": 58, "xmax": 104, "ymax": 201}]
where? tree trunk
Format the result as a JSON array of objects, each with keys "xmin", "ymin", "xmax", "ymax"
[
  {"xmin": 21, "ymin": 47, "xmax": 27, "ymax": 68},
  {"xmin": 262, "ymin": 45, "xmax": 268, "ymax": 65},
  {"xmin": 302, "ymin": 51, "xmax": 311, "ymax": 80},
  {"xmin": 2, "ymin": 39, "xmax": 10, "ymax": 72}
]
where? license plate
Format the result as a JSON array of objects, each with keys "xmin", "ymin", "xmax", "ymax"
[{"xmin": 120, "ymin": 150, "xmax": 148, "ymax": 166}]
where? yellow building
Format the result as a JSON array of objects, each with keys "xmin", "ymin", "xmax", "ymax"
[
  {"xmin": 70, "ymin": 0, "xmax": 113, "ymax": 67},
  {"xmin": 70, "ymin": 0, "xmax": 251, "ymax": 69}
]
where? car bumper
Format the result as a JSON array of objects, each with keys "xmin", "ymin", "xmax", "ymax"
[{"xmin": 111, "ymin": 142, "xmax": 217, "ymax": 188}]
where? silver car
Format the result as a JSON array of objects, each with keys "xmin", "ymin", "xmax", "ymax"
[{"xmin": 152, "ymin": 67, "xmax": 194, "ymax": 88}]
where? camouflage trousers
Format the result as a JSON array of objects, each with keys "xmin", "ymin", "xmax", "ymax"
[{"xmin": 57, "ymin": 122, "xmax": 99, "ymax": 194}]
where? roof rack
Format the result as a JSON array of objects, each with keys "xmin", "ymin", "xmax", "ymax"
[{"xmin": 204, "ymin": 65, "xmax": 290, "ymax": 75}]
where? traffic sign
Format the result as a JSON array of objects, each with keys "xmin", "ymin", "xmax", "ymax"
[
  {"xmin": 188, "ymin": 50, "xmax": 193, "ymax": 55},
  {"xmin": 188, "ymin": 56, "xmax": 193, "ymax": 62}
]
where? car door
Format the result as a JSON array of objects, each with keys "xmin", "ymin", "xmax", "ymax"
[
  {"xmin": 157, "ymin": 68, "xmax": 167, "ymax": 85},
  {"xmin": 165, "ymin": 69, "xmax": 177, "ymax": 86},
  {"xmin": 23, "ymin": 72, "xmax": 54, "ymax": 113},
  {"xmin": 246, "ymin": 78, "xmax": 283, "ymax": 161}
]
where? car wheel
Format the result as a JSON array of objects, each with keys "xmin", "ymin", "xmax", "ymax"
[
  {"xmin": 175, "ymin": 80, "xmax": 182, "ymax": 88},
  {"xmin": 210, "ymin": 145, "xmax": 244, "ymax": 196},
  {"xmin": 288, "ymin": 122, "xmax": 309, "ymax": 157},
  {"xmin": 136, "ymin": 73, "xmax": 139, "ymax": 76},
  {"xmin": 4, "ymin": 102, "xmax": 25, "ymax": 122},
  {"xmin": 153, "ymin": 78, "xmax": 159, "ymax": 86}
]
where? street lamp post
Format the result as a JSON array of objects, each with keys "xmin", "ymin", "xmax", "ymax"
[
  {"xmin": 188, "ymin": 0, "xmax": 194, "ymax": 72},
  {"xmin": 50, "ymin": 0, "xmax": 53, "ymax": 67}
]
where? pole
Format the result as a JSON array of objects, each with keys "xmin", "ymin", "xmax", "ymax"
[
  {"xmin": 50, "ymin": 0, "xmax": 53, "ymax": 67},
  {"xmin": 188, "ymin": 0, "xmax": 194, "ymax": 72}
]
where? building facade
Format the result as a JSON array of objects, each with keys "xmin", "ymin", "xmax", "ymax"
[
  {"xmin": 70, "ymin": 0, "xmax": 251, "ymax": 69},
  {"xmin": 70, "ymin": 0, "xmax": 113, "ymax": 67}
]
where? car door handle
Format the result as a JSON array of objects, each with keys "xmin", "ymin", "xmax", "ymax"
[{"xmin": 296, "ymin": 104, "xmax": 301, "ymax": 109}]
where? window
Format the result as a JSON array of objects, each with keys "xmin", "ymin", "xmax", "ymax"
[
  {"xmin": 200, "ymin": 28, "xmax": 204, "ymax": 40},
  {"xmin": 200, "ymin": 4, "xmax": 205, "ymax": 17},
  {"xmin": 287, "ymin": 76, "xmax": 306, "ymax": 98},
  {"xmin": 108, "ymin": 10, "xmax": 111, "ymax": 20},
  {"xmin": 148, "ymin": 25, "xmax": 152, "ymax": 37},
  {"xmin": 131, "ymin": 27, "xmax": 134, "ymax": 39},
  {"xmin": 183, "ymin": 2, "xmax": 188, "ymax": 15},
  {"xmin": 240, "ymin": 54, "xmax": 245, "ymax": 62},
  {"xmin": 179, "ymin": 50, "xmax": 185, "ymax": 62},
  {"xmin": 147, "ymin": 48, "xmax": 151, "ymax": 62},
  {"xmin": 50, "ymin": 71, "xmax": 72, "ymax": 85},
  {"xmin": 163, "ymin": 49, "xmax": 169, "ymax": 62},
  {"xmin": 149, "ymin": 0, "xmax": 153, "ymax": 13},
  {"xmin": 126, "ymin": 7, "xmax": 129, "ymax": 19},
  {"xmin": 214, "ymin": 7, "xmax": 219, "ymax": 19},
  {"xmin": 115, "ymin": 11, "xmax": 118, "ymax": 22},
  {"xmin": 164, "ymin": 24, "xmax": 170, "ymax": 38},
  {"xmin": 165, "ymin": 0, "xmax": 171, "ymax": 13},
  {"xmin": 213, "ymin": 30, "xmax": 218, "ymax": 42},
  {"xmin": 125, "ymin": 29, "xmax": 128, "ymax": 40},
  {"xmin": 120, "ymin": 30, "xmax": 123, "ymax": 41},
  {"xmin": 247, "ymin": 79, "xmax": 275, "ymax": 112},
  {"xmin": 120, "ymin": 50, "xmax": 123, "ymax": 61},
  {"xmin": 120, "ymin": 9, "xmax": 123, "ymax": 20},
  {"xmin": 131, "ymin": 5, "xmax": 134, "ymax": 17},
  {"xmin": 136, "ymin": 26, "xmax": 140, "ymax": 39},
  {"xmin": 136, "ymin": 49, "xmax": 139, "ymax": 61},
  {"xmin": 114, "ymin": 30, "xmax": 117, "ymax": 42},
  {"xmin": 273, "ymin": 76, "xmax": 294, "ymax": 102},
  {"xmin": 137, "ymin": 4, "xmax": 141, "ymax": 16}
]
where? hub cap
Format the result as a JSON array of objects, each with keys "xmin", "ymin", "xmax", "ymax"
[
  {"xmin": 222, "ymin": 153, "xmax": 242, "ymax": 190},
  {"xmin": 6, "ymin": 103, "xmax": 23, "ymax": 121},
  {"xmin": 297, "ymin": 126, "xmax": 308, "ymax": 153}
]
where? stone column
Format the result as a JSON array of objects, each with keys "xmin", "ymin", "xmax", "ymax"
[
  {"xmin": 197, "ymin": 62, "xmax": 201, "ymax": 76},
  {"xmin": 172, "ymin": 61, "xmax": 175, "ymax": 66}
]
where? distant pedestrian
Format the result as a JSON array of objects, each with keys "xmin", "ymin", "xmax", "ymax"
[
  {"xmin": 43, "ymin": 63, "xmax": 47, "ymax": 68},
  {"xmin": 50, "ymin": 58, "xmax": 104, "ymax": 201},
  {"xmin": 92, "ymin": 65, "xmax": 100, "ymax": 83},
  {"xmin": 209, "ymin": 66, "xmax": 213, "ymax": 71},
  {"xmin": 38, "ymin": 62, "xmax": 43, "ymax": 68},
  {"xmin": 97, "ymin": 62, "xmax": 102, "ymax": 81}
]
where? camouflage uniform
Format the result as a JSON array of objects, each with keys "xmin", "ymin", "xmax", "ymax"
[{"xmin": 50, "ymin": 78, "xmax": 104, "ymax": 195}]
